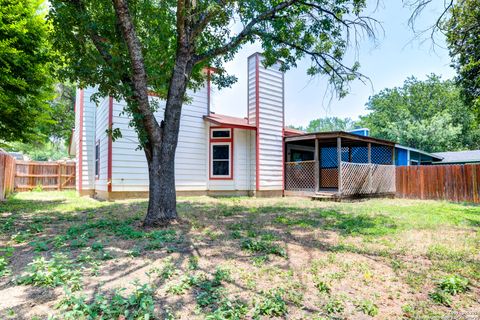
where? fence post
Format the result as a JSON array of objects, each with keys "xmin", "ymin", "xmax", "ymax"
[
  {"xmin": 472, "ymin": 165, "xmax": 478, "ymax": 203},
  {"xmin": 57, "ymin": 162, "xmax": 62, "ymax": 191},
  {"xmin": 368, "ymin": 142, "xmax": 372, "ymax": 193},
  {"xmin": 314, "ymin": 139, "xmax": 319, "ymax": 192}
]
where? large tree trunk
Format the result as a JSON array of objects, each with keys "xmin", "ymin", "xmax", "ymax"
[{"xmin": 142, "ymin": 49, "xmax": 193, "ymax": 227}]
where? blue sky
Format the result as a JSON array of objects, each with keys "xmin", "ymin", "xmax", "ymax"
[{"xmin": 210, "ymin": 0, "xmax": 455, "ymax": 127}]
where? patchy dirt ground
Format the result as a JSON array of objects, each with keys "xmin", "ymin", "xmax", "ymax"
[{"xmin": 0, "ymin": 191, "xmax": 479, "ymax": 319}]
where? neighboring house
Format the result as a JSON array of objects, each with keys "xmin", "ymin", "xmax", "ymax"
[{"xmin": 432, "ymin": 150, "xmax": 480, "ymax": 165}]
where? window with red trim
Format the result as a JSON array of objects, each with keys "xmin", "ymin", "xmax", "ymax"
[{"xmin": 210, "ymin": 128, "xmax": 233, "ymax": 179}]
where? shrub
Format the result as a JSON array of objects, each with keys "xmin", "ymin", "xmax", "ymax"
[{"xmin": 17, "ymin": 253, "xmax": 82, "ymax": 291}]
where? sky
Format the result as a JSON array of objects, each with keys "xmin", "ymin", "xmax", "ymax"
[{"xmin": 209, "ymin": 0, "xmax": 456, "ymax": 128}]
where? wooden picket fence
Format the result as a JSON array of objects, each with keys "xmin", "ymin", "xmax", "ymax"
[
  {"xmin": 14, "ymin": 161, "xmax": 76, "ymax": 192},
  {"xmin": 396, "ymin": 164, "xmax": 480, "ymax": 203},
  {"xmin": 0, "ymin": 151, "xmax": 16, "ymax": 201}
]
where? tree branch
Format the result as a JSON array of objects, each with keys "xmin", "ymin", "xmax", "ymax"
[
  {"xmin": 194, "ymin": 0, "xmax": 301, "ymax": 63},
  {"xmin": 111, "ymin": 0, "xmax": 162, "ymax": 144}
]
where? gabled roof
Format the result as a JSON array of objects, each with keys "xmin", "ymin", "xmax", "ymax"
[{"xmin": 432, "ymin": 150, "xmax": 480, "ymax": 164}]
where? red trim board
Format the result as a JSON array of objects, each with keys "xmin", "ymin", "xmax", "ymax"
[
  {"xmin": 78, "ymin": 89, "xmax": 84, "ymax": 192},
  {"xmin": 108, "ymin": 97, "xmax": 113, "ymax": 192},
  {"xmin": 255, "ymin": 53, "xmax": 260, "ymax": 191}
]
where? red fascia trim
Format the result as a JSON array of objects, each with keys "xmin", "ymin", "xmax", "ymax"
[
  {"xmin": 78, "ymin": 89, "xmax": 84, "ymax": 192},
  {"xmin": 207, "ymin": 68, "xmax": 211, "ymax": 113},
  {"xmin": 281, "ymin": 70, "xmax": 285, "ymax": 194},
  {"xmin": 205, "ymin": 119, "xmax": 256, "ymax": 131},
  {"xmin": 209, "ymin": 126, "xmax": 234, "ymax": 180},
  {"xmin": 107, "ymin": 97, "xmax": 113, "ymax": 192},
  {"xmin": 255, "ymin": 53, "xmax": 260, "ymax": 191}
]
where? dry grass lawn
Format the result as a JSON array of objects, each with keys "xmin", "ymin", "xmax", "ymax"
[{"xmin": 0, "ymin": 191, "xmax": 479, "ymax": 319}]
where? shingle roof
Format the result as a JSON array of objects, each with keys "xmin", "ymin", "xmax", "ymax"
[
  {"xmin": 204, "ymin": 113, "xmax": 305, "ymax": 136},
  {"xmin": 432, "ymin": 150, "xmax": 480, "ymax": 163},
  {"xmin": 203, "ymin": 113, "xmax": 255, "ymax": 129}
]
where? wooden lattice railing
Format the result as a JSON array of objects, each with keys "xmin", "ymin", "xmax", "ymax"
[
  {"xmin": 341, "ymin": 162, "xmax": 395, "ymax": 195},
  {"xmin": 285, "ymin": 161, "xmax": 316, "ymax": 191}
]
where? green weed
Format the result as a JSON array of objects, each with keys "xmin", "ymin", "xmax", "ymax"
[
  {"xmin": 17, "ymin": 253, "xmax": 82, "ymax": 291},
  {"xmin": 253, "ymin": 288, "xmax": 288, "ymax": 318},
  {"xmin": 324, "ymin": 297, "xmax": 345, "ymax": 315},
  {"xmin": 206, "ymin": 298, "xmax": 248, "ymax": 320},
  {"xmin": 355, "ymin": 299, "xmax": 379, "ymax": 316},
  {"xmin": 241, "ymin": 238, "xmax": 287, "ymax": 258},
  {"xmin": 56, "ymin": 282, "xmax": 155, "ymax": 319}
]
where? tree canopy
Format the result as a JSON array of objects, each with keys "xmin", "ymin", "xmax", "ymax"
[
  {"xmin": 293, "ymin": 116, "xmax": 356, "ymax": 133},
  {"xmin": 444, "ymin": 0, "xmax": 480, "ymax": 117},
  {"xmin": 358, "ymin": 74, "xmax": 480, "ymax": 153},
  {"xmin": 0, "ymin": 0, "xmax": 55, "ymax": 143}
]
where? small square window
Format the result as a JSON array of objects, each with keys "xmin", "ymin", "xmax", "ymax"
[{"xmin": 212, "ymin": 129, "xmax": 231, "ymax": 138}]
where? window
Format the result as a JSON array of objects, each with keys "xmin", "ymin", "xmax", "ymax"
[
  {"xmin": 209, "ymin": 127, "xmax": 233, "ymax": 179},
  {"xmin": 211, "ymin": 143, "xmax": 231, "ymax": 177},
  {"xmin": 95, "ymin": 141, "xmax": 100, "ymax": 178},
  {"xmin": 211, "ymin": 128, "xmax": 231, "ymax": 139}
]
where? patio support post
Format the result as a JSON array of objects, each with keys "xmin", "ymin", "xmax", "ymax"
[
  {"xmin": 337, "ymin": 137, "xmax": 342, "ymax": 195},
  {"xmin": 314, "ymin": 138, "xmax": 319, "ymax": 192},
  {"xmin": 368, "ymin": 142, "xmax": 372, "ymax": 193}
]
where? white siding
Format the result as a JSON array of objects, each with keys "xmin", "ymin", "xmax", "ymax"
[
  {"xmin": 94, "ymin": 97, "xmax": 109, "ymax": 191},
  {"xmin": 111, "ymin": 86, "xmax": 209, "ymax": 192},
  {"xmin": 247, "ymin": 54, "xmax": 284, "ymax": 191},
  {"xmin": 75, "ymin": 87, "xmax": 97, "ymax": 192}
]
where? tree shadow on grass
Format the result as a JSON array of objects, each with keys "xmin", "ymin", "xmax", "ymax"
[{"xmin": 1, "ymin": 195, "xmax": 402, "ymax": 319}]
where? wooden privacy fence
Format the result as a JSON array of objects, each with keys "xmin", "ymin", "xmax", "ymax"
[
  {"xmin": 15, "ymin": 161, "xmax": 76, "ymax": 191},
  {"xmin": 396, "ymin": 164, "xmax": 480, "ymax": 203},
  {"xmin": 0, "ymin": 151, "xmax": 16, "ymax": 201}
]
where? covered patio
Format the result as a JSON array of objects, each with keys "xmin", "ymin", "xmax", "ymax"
[{"xmin": 284, "ymin": 132, "xmax": 396, "ymax": 198}]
